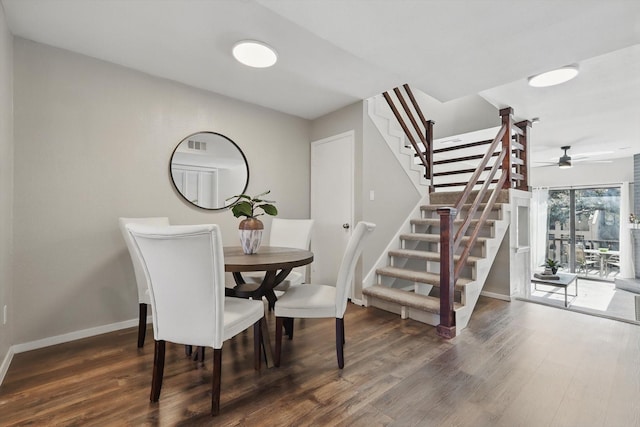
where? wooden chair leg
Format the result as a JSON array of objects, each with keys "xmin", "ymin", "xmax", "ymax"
[
  {"xmin": 275, "ymin": 317, "xmax": 284, "ymax": 367},
  {"xmin": 211, "ymin": 348, "xmax": 222, "ymax": 416},
  {"xmin": 336, "ymin": 318, "xmax": 345, "ymax": 369},
  {"xmin": 150, "ymin": 340, "xmax": 165, "ymax": 402},
  {"xmin": 137, "ymin": 303, "xmax": 147, "ymax": 348},
  {"xmin": 284, "ymin": 317, "xmax": 294, "ymax": 340},
  {"xmin": 253, "ymin": 320, "xmax": 262, "ymax": 371}
]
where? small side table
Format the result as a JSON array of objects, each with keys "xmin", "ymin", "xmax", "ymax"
[{"xmin": 531, "ymin": 272, "xmax": 578, "ymax": 307}]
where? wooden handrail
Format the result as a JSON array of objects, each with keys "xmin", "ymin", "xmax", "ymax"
[
  {"xmin": 437, "ymin": 107, "xmax": 523, "ymax": 339},
  {"xmin": 382, "ymin": 91, "xmax": 430, "ymax": 177},
  {"xmin": 454, "ymin": 149, "xmax": 507, "ymax": 279},
  {"xmin": 404, "ymin": 84, "xmax": 428, "ymax": 130},
  {"xmin": 453, "ymin": 125, "xmax": 506, "ymax": 213},
  {"xmin": 380, "ymin": 89, "xmax": 529, "ymax": 338},
  {"xmin": 452, "ymin": 131, "xmax": 507, "ymax": 254},
  {"xmin": 433, "ymin": 152, "xmax": 500, "ymax": 165},
  {"xmin": 433, "ymin": 139, "xmax": 493, "ymax": 154}
]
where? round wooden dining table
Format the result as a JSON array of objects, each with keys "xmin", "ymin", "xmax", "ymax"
[
  {"xmin": 224, "ymin": 246, "xmax": 313, "ymax": 367},
  {"xmin": 224, "ymin": 246, "xmax": 314, "ymax": 305}
]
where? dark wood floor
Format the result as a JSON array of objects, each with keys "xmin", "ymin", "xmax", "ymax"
[{"xmin": 1, "ymin": 296, "xmax": 639, "ymax": 426}]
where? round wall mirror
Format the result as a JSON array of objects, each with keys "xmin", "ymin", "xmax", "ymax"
[{"xmin": 170, "ymin": 131, "xmax": 249, "ymax": 210}]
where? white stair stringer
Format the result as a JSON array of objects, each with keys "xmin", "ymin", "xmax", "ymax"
[
  {"xmin": 360, "ymin": 194, "xmax": 431, "ymax": 301},
  {"xmin": 454, "ymin": 203, "xmax": 510, "ymax": 330},
  {"xmin": 366, "ymin": 96, "xmax": 430, "ymax": 193}
]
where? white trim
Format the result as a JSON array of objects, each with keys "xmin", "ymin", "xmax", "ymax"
[
  {"xmin": 1, "ymin": 315, "xmax": 151, "ymax": 387},
  {"xmin": 349, "ymin": 298, "xmax": 364, "ymax": 306},
  {"xmin": 480, "ymin": 290, "xmax": 512, "ymax": 301},
  {"xmin": 11, "ymin": 316, "xmax": 148, "ymax": 354},
  {"xmin": 0, "ymin": 346, "xmax": 15, "ymax": 386}
]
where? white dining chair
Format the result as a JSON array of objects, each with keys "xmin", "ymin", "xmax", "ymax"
[
  {"xmin": 273, "ymin": 221, "xmax": 375, "ymax": 369},
  {"xmin": 118, "ymin": 216, "xmax": 170, "ymax": 347},
  {"xmin": 243, "ymin": 218, "xmax": 314, "ymax": 291},
  {"xmin": 127, "ymin": 223, "xmax": 264, "ymax": 416}
]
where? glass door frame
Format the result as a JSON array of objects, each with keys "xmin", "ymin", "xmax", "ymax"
[{"xmin": 546, "ymin": 185, "xmax": 621, "ymax": 281}]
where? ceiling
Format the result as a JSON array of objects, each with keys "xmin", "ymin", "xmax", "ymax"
[{"xmin": 2, "ymin": 0, "xmax": 639, "ymax": 166}]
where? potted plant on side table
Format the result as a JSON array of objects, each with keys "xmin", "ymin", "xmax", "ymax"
[
  {"xmin": 227, "ymin": 190, "xmax": 278, "ymax": 254},
  {"xmin": 545, "ymin": 258, "xmax": 561, "ymax": 275}
]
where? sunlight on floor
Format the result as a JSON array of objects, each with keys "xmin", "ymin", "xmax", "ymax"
[{"xmin": 529, "ymin": 278, "xmax": 638, "ymax": 323}]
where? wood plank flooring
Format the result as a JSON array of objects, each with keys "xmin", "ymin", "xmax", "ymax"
[{"xmin": 1, "ymin": 297, "xmax": 639, "ymax": 426}]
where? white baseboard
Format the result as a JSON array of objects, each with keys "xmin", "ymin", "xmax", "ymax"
[
  {"xmin": 11, "ymin": 316, "xmax": 149, "ymax": 354},
  {"xmin": 0, "ymin": 315, "xmax": 153, "ymax": 388},
  {"xmin": 0, "ymin": 346, "xmax": 15, "ymax": 387},
  {"xmin": 350, "ymin": 298, "xmax": 364, "ymax": 306},
  {"xmin": 480, "ymin": 290, "xmax": 512, "ymax": 302}
]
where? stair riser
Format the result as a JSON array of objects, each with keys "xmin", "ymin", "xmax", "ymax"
[
  {"xmin": 420, "ymin": 205, "xmax": 502, "ymax": 220},
  {"xmin": 421, "ymin": 208, "xmax": 503, "ymax": 221},
  {"xmin": 365, "ymin": 297, "xmax": 441, "ymax": 325},
  {"xmin": 411, "ymin": 223, "xmax": 495, "ymax": 238},
  {"xmin": 400, "ymin": 240, "xmax": 487, "ymax": 258},
  {"xmin": 388, "ymin": 256, "xmax": 477, "ymax": 280}
]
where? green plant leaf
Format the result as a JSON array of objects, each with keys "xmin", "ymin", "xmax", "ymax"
[
  {"xmin": 260, "ymin": 204, "xmax": 278, "ymax": 216},
  {"xmin": 231, "ymin": 201, "xmax": 253, "ymax": 218},
  {"xmin": 225, "ymin": 194, "xmax": 251, "ymax": 202}
]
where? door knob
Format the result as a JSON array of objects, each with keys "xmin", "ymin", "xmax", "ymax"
[{"xmin": 343, "ymin": 223, "xmax": 350, "ymax": 229}]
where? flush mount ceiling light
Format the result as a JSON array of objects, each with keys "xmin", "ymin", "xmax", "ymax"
[
  {"xmin": 232, "ymin": 40, "xmax": 277, "ymax": 68},
  {"xmin": 528, "ymin": 65, "xmax": 579, "ymax": 87}
]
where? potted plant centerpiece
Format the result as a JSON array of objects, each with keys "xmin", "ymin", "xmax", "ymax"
[{"xmin": 227, "ymin": 190, "xmax": 278, "ymax": 254}]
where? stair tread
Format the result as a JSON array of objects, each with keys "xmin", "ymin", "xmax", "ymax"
[
  {"xmin": 411, "ymin": 218, "xmax": 496, "ymax": 225},
  {"xmin": 376, "ymin": 266, "xmax": 471, "ymax": 288},
  {"xmin": 421, "ymin": 203, "xmax": 504, "ymax": 210},
  {"xmin": 400, "ymin": 233, "xmax": 488, "ymax": 243},
  {"xmin": 363, "ymin": 285, "xmax": 463, "ymax": 313},
  {"xmin": 388, "ymin": 249, "xmax": 481, "ymax": 264}
]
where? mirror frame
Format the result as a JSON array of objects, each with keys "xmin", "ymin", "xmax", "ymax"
[{"xmin": 169, "ymin": 131, "xmax": 249, "ymax": 210}]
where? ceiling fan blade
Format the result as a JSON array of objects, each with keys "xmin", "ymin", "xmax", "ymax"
[{"xmin": 533, "ymin": 163, "xmax": 559, "ymax": 168}]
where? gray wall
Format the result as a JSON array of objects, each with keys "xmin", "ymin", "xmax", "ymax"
[
  {"xmin": 0, "ymin": 5, "xmax": 14, "ymax": 364},
  {"xmin": 12, "ymin": 38, "xmax": 310, "ymax": 344},
  {"xmin": 362, "ymin": 103, "xmax": 421, "ymax": 288}
]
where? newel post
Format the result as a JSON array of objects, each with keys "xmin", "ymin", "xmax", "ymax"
[
  {"xmin": 500, "ymin": 107, "xmax": 513, "ymax": 189},
  {"xmin": 437, "ymin": 207, "xmax": 457, "ymax": 339}
]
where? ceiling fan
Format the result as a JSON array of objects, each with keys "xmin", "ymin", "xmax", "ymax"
[
  {"xmin": 534, "ymin": 146, "xmax": 613, "ymax": 168},
  {"xmin": 558, "ymin": 145, "xmax": 572, "ymax": 168}
]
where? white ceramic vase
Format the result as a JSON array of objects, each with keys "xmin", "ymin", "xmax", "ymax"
[{"xmin": 238, "ymin": 218, "xmax": 263, "ymax": 254}]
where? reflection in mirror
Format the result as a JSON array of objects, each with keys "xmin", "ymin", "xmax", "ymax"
[{"xmin": 170, "ymin": 132, "xmax": 249, "ymax": 210}]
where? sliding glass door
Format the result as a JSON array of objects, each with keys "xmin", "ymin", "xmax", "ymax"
[{"xmin": 546, "ymin": 187, "xmax": 620, "ymax": 281}]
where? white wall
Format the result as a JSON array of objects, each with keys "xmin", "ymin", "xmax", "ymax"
[
  {"xmin": 414, "ymin": 91, "xmax": 499, "ymax": 139},
  {"xmin": 12, "ymin": 38, "xmax": 310, "ymax": 344},
  {"xmin": 0, "ymin": 4, "xmax": 14, "ymax": 364}
]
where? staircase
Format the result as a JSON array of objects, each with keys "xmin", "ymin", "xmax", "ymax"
[
  {"xmin": 363, "ymin": 85, "xmax": 530, "ymax": 338},
  {"xmin": 363, "ymin": 190, "xmax": 510, "ymax": 332}
]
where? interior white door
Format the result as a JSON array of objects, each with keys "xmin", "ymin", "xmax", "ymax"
[{"xmin": 311, "ymin": 131, "xmax": 354, "ymax": 286}]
